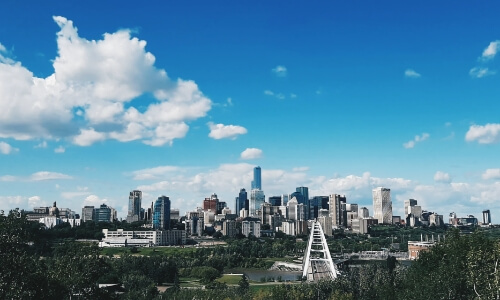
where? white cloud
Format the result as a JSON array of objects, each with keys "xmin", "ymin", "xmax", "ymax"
[
  {"xmin": 290, "ymin": 93, "xmax": 297, "ymax": 98},
  {"xmin": 208, "ymin": 122, "xmax": 247, "ymax": 140},
  {"xmin": 482, "ymin": 169, "xmax": 500, "ymax": 180},
  {"xmin": 0, "ymin": 141, "xmax": 18, "ymax": 154},
  {"xmin": 264, "ymin": 90, "xmax": 274, "ymax": 96},
  {"xmin": 481, "ymin": 40, "xmax": 500, "ymax": 61},
  {"xmin": 73, "ymin": 128, "xmax": 107, "ymax": 146},
  {"xmin": 30, "ymin": 171, "xmax": 73, "ymax": 181},
  {"xmin": 28, "ymin": 196, "xmax": 45, "ymax": 208},
  {"xmin": 0, "ymin": 16, "xmax": 211, "ymax": 146},
  {"xmin": 54, "ymin": 146, "xmax": 65, "ymax": 153},
  {"xmin": 404, "ymin": 69, "xmax": 421, "ymax": 78},
  {"xmin": 469, "ymin": 67, "xmax": 496, "ymax": 78},
  {"xmin": 0, "ymin": 175, "xmax": 18, "ymax": 182},
  {"xmin": 61, "ymin": 187, "xmax": 90, "ymax": 200},
  {"xmin": 465, "ymin": 123, "xmax": 500, "ymax": 144},
  {"xmin": 35, "ymin": 141, "xmax": 48, "ymax": 148},
  {"xmin": 434, "ymin": 171, "xmax": 451, "ymax": 183},
  {"xmin": 132, "ymin": 165, "xmax": 181, "ymax": 180},
  {"xmin": 240, "ymin": 148, "xmax": 263, "ymax": 160},
  {"xmin": 272, "ymin": 65, "xmax": 287, "ymax": 77},
  {"xmin": 403, "ymin": 133, "xmax": 429, "ymax": 149},
  {"xmin": 83, "ymin": 194, "xmax": 107, "ymax": 206}
]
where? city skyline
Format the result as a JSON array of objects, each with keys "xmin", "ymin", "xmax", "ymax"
[{"xmin": 1, "ymin": 2, "xmax": 499, "ymax": 221}]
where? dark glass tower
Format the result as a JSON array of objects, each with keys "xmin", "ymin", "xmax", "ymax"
[
  {"xmin": 296, "ymin": 186, "xmax": 309, "ymax": 219},
  {"xmin": 235, "ymin": 188, "xmax": 247, "ymax": 214},
  {"xmin": 153, "ymin": 196, "xmax": 171, "ymax": 230}
]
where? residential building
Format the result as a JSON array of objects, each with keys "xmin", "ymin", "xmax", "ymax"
[
  {"xmin": 318, "ymin": 215, "xmax": 332, "ymax": 236},
  {"xmin": 242, "ymin": 218, "xmax": 261, "ymax": 238},
  {"xmin": 222, "ymin": 219, "xmax": 237, "ymax": 238}
]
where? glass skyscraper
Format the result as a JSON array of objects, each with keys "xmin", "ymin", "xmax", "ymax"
[
  {"xmin": 251, "ymin": 166, "xmax": 261, "ymax": 190},
  {"xmin": 153, "ymin": 196, "xmax": 171, "ymax": 230},
  {"xmin": 127, "ymin": 190, "xmax": 142, "ymax": 222}
]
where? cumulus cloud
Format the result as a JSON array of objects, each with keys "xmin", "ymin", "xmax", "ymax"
[
  {"xmin": 0, "ymin": 16, "xmax": 211, "ymax": 146},
  {"xmin": 0, "ymin": 141, "xmax": 18, "ymax": 154},
  {"xmin": 404, "ymin": 69, "xmax": 421, "ymax": 78},
  {"xmin": 469, "ymin": 67, "xmax": 496, "ymax": 78},
  {"xmin": 481, "ymin": 40, "xmax": 500, "ymax": 61},
  {"xmin": 403, "ymin": 133, "xmax": 429, "ymax": 149},
  {"xmin": 482, "ymin": 169, "xmax": 500, "ymax": 180},
  {"xmin": 465, "ymin": 123, "xmax": 500, "ymax": 144},
  {"xmin": 434, "ymin": 171, "xmax": 451, "ymax": 183},
  {"xmin": 54, "ymin": 146, "xmax": 65, "ymax": 153},
  {"xmin": 30, "ymin": 171, "xmax": 73, "ymax": 181},
  {"xmin": 293, "ymin": 166, "xmax": 309, "ymax": 172},
  {"xmin": 35, "ymin": 141, "xmax": 48, "ymax": 148},
  {"xmin": 208, "ymin": 122, "xmax": 247, "ymax": 140},
  {"xmin": 240, "ymin": 148, "xmax": 263, "ymax": 160},
  {"xmin": 272, "ymin": 65, "xmax": 287, "ymax": 77},
  {"xmin": 83, "ymin": 194, "xmax": 108, "ymax": 206}
]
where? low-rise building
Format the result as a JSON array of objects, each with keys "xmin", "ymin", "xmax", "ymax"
[{"xmin": 100, "ymin": 229, "xmax": 186, "ymax": 247}]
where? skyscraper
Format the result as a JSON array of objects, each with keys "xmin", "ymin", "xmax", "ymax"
[
  {"xmin": 373, "ymin": 187, "xmax": 392, "ymax": 224},
  {"xmin": 404, "ymin": 199, "xmax": 417, "ymax": 217},
  {"xmin": 329, "ymin": 194, "xmax": 347, "ymax": 227},
  {"xmin": 251, "ymin": 166, "xmax": 262, "ymax": 190},
  {"xmin": 235, "ymin": 188, "xmax": 247, "ymax": 214},
  {"xmin": 249, "ymin": 189, "xmax": 265, "ymax": 216},
  {"xmin": 153, "ymin": 196, "xmax": 171, "ymax": 230},
  {"xmin": 483, "ymin": 209, "xmax": 491, "ymax": 225},
  {"xmin": 296, "ymin": 186, "xmax": 309, "ymax": 219},
  {"xmin": 127, "ymin": 190, "xmax": 142, "ymax": 222}
]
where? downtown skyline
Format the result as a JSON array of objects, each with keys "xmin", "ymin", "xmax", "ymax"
[{"xmin": 0, "ymin": 1, "xmax": 499, "ymax": 221}]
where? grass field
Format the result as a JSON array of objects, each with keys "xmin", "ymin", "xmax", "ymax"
[{"xmin": 216, "ymin": 274, "xmax": 245, "ymax": 285}]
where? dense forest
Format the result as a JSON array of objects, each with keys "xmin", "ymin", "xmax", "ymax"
[{"xmin": 2, "ymin": 209, "xmax": 500, "ymax": 299}]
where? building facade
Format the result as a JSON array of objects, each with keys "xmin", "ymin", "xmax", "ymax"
[
  {"xmin": 153, "ymin": 196, "xmax": 171, "ymax": 230},
  {"xmin": 372, "ymin": 187, "xmax": 392, "ymax": 224},
  {"xmin": 127, "ymin": 190, "xmax": 142, "ymax": 223}
]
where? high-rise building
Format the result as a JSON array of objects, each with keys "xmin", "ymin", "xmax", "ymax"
[
  {"xmin": 249, "ymin": 189, "xmax": 265, "ymax": 216},
  {"xmin": 296, "ymin": 187, "xmax": 309, "ymax": 219},
  {"xmin": 268, "ymin": 196, "xmax": 282, "ymax": 206},
  {"xmin": 404, "ymin": 199, "xmax": 418, "ymax": 217},
  {"xmin": 359, "ymin": 207, "xmax": 369, "ymax": 218},
  {"xmin": 373, "ymin": 187, "xmax": 392, "ymax": 224},
  {"xmin": 329, "ymin": 194, "xmax": 347, "ymax": 228},
  {"xmin": 483, "ymin": 209, "xmax": 491, "ymax": 225},
  {"xmin": 251, "ymin": 166, "xmax": 262, "ymax": 190},
  {"xmin": 95, "ymin": 204, "xmax": 113, "ymax": 223},
  {"xmin": 242, "ymin": 218, "xmax": 261, "ymax": 238},
  {"xmin": 127, "ymin": 190, "xmax": 142, "ymax": 223},
  {"xmin": 81, "ymin": 206, "xmax": 94, "ymax": 222},
  {"xmin": 235, "ymin": 188, "xmax": 247, "ymax": 215},
  {"xmin": 203, "ymin": 193, "xmax": 218, "ymax": 212},
  {"xmin": 153, "ymin": 196, "xmax": 171, "ymax": 230}
]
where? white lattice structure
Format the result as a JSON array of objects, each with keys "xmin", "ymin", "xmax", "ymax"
[{"xmin": 302, "ymin": 221, "xmax": 339, "ymax": 281}]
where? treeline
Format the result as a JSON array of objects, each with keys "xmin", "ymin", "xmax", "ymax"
[{"xmin": 3, "ymin": 209, "xmax": 500, "ymax": 299}]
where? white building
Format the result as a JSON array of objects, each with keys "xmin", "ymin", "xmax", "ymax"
[
  {"xmin": 100, "ymin": 229, "xmax": 186, "ymax": 247},
  {"xmin": 372, "ymin": 187, "xmax": 392, "ymax": 224}
]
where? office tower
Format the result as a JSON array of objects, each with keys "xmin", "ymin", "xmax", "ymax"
[
  {"xmin": 216, "ymin": 201, "xmax": 227, "ymax": 214},
  {"xmin": 203, "ymin": 193, "xmax": 218, "ymax": 212},
  {"xmin": 82, "ymin": 206, "xmax": 94, "ymax": 222},
  {"xmin": 249, "ymin": 189, "xmax": 265, "ymax": 216},
  {"xmin": 404, "ymin": 199, "xmax": 418, "ymax": 217},
  {"xmin": 287, "ymin": 197, "xmax": 298, "ymax": 220},
  {"xmin": 251, "ymin": 166, "xmax": 262, "ymax": 190},
  {"xmin": 170, "ymin": 209, "xmax": 180, "ymax": 221},
  {"xmin": 373, "ymin": 187, "xmax": 392, "ymax": 224},
  {"xmin": 127, "ymin": 190, "xmax": 142, "ymax": 222},
  {"xmin": 153, "ymin": 196, "xmax": 171, "ymax": 230},
  {"xmin": 268, "ymin": 196, "xmax": 282, "ymax": 206},
  {"xmin": 483, "ymin": 209, "xmax": 491, "ymax": 225},
  {"xmin": 95, "ymin": 204, "xmax": 112, "ymax": 222},
  {"xmin": 359, "ymin": 207, "xmax": 369, "ymax": 218},
  {"xmin": 329, "ymin": 194, "xmax": 346, "ymax": 228},
  {"xmin": 296, "ymin": 186, "xmax": 309, "ymax": 219},
  {"xmin": 260, "ymin": 202, "xmax": 275, "ymax": 225},
  {"xmin": 235, "ymin": 188, "xmax": 247, "ymax": 215},
  {"xmin": 281, "ymin": 194, "xmax": 289, "ymax": 206}
]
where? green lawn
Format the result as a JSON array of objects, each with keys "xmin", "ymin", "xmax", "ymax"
[{"xmin": 216, "ymin": 274, "xmax": 244, "ymax": 285}]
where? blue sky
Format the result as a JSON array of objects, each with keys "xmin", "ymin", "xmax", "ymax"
[{"xmin": 1, "ymin": 1, "xmax": 499, "ymax": 221}]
